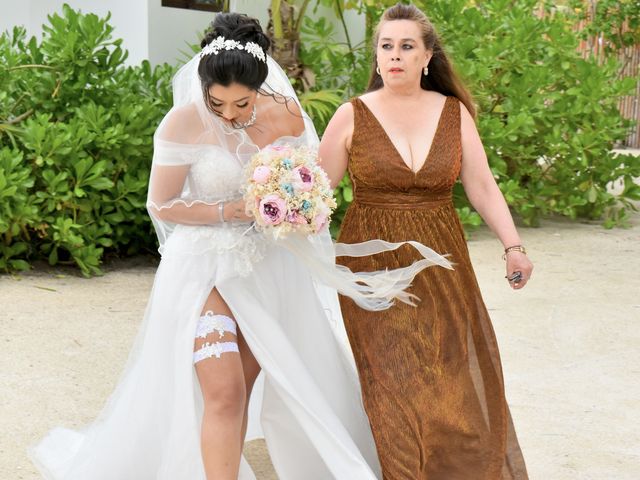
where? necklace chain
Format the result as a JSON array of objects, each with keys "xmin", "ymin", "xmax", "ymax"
[{"xmin": 234, "ymin": 105, "xmax": 257, "ymax": 129}]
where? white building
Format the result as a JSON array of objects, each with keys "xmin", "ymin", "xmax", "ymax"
[{"xmin": 0, "ymin": 0, "xmax": 363, "ymax": 67}]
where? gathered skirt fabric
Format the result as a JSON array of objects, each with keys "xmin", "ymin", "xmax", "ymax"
[
  {"xmin": 338, "ymin": 202, "xmax": 527, "ymax": 479},
  {"xmin": 30, "ymin": 226, "xmax": 381, "ymax": 479}
]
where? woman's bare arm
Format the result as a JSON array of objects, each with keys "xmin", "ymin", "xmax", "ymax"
[
  {"xmin": 459, "ymin": 103, "xmax": 533, "ymax": 288},
  {"xmin": 318, "ymin": 102, "xmax": 354, "ymax": 189}
]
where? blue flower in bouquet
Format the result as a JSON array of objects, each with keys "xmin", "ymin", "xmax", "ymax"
[
  {"xmin": 281, "ymin": 158, "xmax": 293, "ymax": 170},
  {"xmin": 301, "ymin": 200, "xmax": 312, "ymax": 212},
  {"xmin": 281, "ymin": 183, "xmax": 294, "ymax": 196}
]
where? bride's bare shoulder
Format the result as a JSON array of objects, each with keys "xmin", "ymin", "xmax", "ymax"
[
  {"xmin": 166, "ymin": 103, "xmax": 201, "ymax": 126},
  {"xmin": 264, "ymin": 94, "xmax": 306, "ymax": 137},
  {"xmin": 160, "ymin": 103, "xmax": 206, "ymax": 143}
]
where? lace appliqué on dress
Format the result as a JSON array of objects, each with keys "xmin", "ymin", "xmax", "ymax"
[
  {"xmin": 189, "ymin": 150, "xmax": 244, "ymax": 201},
  {"xmin": 161, "ymin": 149, "xmax": 266, "ymax": 276},
  {"xmin": 169, "ymin": 224, "xmax": 265, "ymax": 276}
]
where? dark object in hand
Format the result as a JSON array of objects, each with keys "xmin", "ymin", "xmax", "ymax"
[{"xmin": 506, "ymin": 271, "xmax": 523, "ymax": 283}]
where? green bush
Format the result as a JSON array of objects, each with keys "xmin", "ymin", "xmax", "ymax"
[
  {"xmin": 301, "ymin": 0, "xmax": 639, "ymax": 232},
  {"xmin": 424, "ymin": 0, "xmax": 639, "ymax": 227},
  {"xmin": 0, "ymin": 5, "xmax": 175, "ymax": 275},
  {"xmin": 2, "ymin": 2, "xmax": 637, "ymax": 275}
]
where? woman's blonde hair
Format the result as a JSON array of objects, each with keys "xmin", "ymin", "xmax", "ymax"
[{"xmin": 367, "ymin": 3, "xmax": 476, "ymax": 118}]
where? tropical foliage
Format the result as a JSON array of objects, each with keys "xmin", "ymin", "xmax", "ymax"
[
  {"xmin": 417, "ymin": 0, "xmax": 639, "ymax": 227},
  {"xmin": 0, "ymin": 1, "xmax": 637, "ymax": 274},
  {"xmin": 0, "ymin": 5, "xmax": 174, "ymax": 275},
  {"xmin": 298, "ymin": 0, "xmax": 639, "ymax": 231}
]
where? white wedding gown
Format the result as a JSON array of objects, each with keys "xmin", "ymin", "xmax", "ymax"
[{"xmin": 30, "ymin": 132, "xmax": 382, "ymax": 479}]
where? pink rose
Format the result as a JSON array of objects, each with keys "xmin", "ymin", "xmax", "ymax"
[
  {"xmin": 292, "ymin": 166, "xmax": 314, "ymax": 192},
  {"xmin": 313, "ymin": 212, "xmax": 329, "ymax": 233},
  {"xmin": 313, "ymin": 202, "xmax": 331, "ymax": 233},
  {"xmin": 286, "ymin": 210, "xmax": 308, "ymax": 225},
  {"xmin": 259, "ymin": 194, "xmax": 287, "ymax": 225},
  {"xmin": 252, "ymin": 166, "xmax": 271, "ymax": 184}
]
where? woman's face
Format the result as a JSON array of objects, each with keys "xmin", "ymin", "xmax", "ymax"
[
  {"xmin": 376, "ymin": 20, "xmax": 432, "ymax": 87},
  {"xmin": 207, "ymin": 82, "xmax": 258, "ymax": 124}
]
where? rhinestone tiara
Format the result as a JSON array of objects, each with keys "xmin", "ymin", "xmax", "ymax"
[{"xmin": 200, "ymin": 35, "xmax": 267, "ymax": 63}]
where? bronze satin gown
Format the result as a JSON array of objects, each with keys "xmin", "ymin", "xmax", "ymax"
[{"xmin": 337, "ymin": 97, "xmax": 528, "ymax": 479}]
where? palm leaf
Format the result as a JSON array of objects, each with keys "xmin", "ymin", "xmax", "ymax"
[{"xmin": 298, "ymin": 89, "xmax": 342, "ymax": 129}]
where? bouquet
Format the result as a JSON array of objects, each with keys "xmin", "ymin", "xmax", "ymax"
[{"xmin": 244, "ymin": 144, "xmax": 336, "ymax": 239}]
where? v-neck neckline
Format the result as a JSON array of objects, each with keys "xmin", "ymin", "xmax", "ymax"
[{"xmin": 357, "ymin": 96, "xmax": 450, "ymax": 175}]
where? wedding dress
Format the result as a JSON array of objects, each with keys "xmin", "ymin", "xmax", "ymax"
[{"xmin": 30, "ymin": 54, "xmax": 450, "ymax": 480}]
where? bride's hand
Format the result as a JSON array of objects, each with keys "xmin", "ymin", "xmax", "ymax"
[{"xmin": 223, "ymin": 198, "xmax": 253, "ymax": 223}]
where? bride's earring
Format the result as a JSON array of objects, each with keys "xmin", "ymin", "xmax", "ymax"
[
  {"xmin": 423, "ymin": 65, "xmax": 429, "ymax": 76},
  {"xmin": 376, "ymin": 66, "xmax": 381, "ymax": 75}
]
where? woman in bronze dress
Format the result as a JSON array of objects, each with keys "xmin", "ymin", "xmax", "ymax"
[{"xmin": 319, "ymin": 3, "xmax": 532, "ymax": 479}]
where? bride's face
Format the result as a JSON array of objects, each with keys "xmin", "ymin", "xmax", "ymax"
[{"xmin": 206, "ymin": 82, "xmax": 258, "ymax": 124}]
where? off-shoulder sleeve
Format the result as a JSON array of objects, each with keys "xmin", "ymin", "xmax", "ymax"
[{"xmin": 146, "ymin": 104, "xmax": 227, "ymax": 248}]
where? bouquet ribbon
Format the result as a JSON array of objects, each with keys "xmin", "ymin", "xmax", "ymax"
[{"xmin": 278, "ymin": 235, "xmax": 454, "ymax": 311}]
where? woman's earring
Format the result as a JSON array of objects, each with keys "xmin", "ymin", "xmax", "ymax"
[
  {"xmin": 423, "ymin": 66, "xmax": 429, "ymax": 76},
  {"xmin": 376, "ymin": 66, "xmax": 381, "ymax": 75}
]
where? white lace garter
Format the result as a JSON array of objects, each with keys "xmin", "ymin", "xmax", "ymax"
[{"xmin": 196, "ymin": 311, "xmax": 237, "ymax": 339}]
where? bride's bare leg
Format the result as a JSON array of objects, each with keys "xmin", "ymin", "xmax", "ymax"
[
  {"xmin": 194, "ymin": 288, "xmax": 246, "ymax": 480},
  {"xmin": 237, "ymin": 329, "xmax": 260, "ymax": 450}
]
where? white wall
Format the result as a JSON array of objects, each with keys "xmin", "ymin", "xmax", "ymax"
[
  {"xmin": 229, "ymin": 0, "xmax": 366, "ymax": 50},
  {"xmin": 0, "ymin": 1, "xmax": 31, "ymax": 35},
  {"xmin": 0, "ymin": 0, "xmax": 365, "ymax": 67},
  {"xmin": 0, "ymin": 0, "xmax": 215, "ymax": 67},
  {"xmin": 147, "ymin": 0, "xmax": 213, "ymax": 66},
  {"xmin": 0, "ymin": 0, "xmax": 150, "ymax": 65},
  {"xmin": 146, "ymin": 0, "xmax": 366, "ymax": 67},
  {"xmin": 230, "ymin": 0, "xmax": 269, "ymax": 29},
  {"xmin": 340, "ymin": 7, "xmax": 366, "ymax": 49},
  {"xmin": 147, "ymin": 0, "xmax": 290, "ymax": 67}
]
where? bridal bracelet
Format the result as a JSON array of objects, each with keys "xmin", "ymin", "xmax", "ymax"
[{"xmin": 218, "ymin": 201, "xmax": 226, "ymax": 224}]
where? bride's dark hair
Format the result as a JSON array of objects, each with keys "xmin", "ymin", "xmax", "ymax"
[
  {"xmin": 198, "ymin": 12, "xmax": 303, "ymax": 127},
  {"xmin": 198, "ymin": 13, "xmax": 271, "ymax": 105}
]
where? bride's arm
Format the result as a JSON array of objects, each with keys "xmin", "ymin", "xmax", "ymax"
[
  {"xmin": 147, "ymin": 105, "xmax": 250, "ymax": 225},
  {"xmin": 148, "ymin": 165, "xmax": 250, "ymax": 224},
  {"xmin": 147, "ymin": 165, "xmax": 216, "ymax": 224}
]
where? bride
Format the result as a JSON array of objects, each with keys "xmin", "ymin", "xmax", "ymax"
[{"xmin": 30, "ymin": 12, "xmax": 450, "ymax": 480}]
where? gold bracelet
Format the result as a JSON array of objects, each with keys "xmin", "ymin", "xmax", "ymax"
[{"xmin": 502, "ymin": 245, "xmax": 526, "ymax": 260}]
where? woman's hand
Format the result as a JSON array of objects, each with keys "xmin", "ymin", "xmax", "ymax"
[
  {"xmin": 223, "ymin": 198, "xmax": 253, "ymax": 223},
  {"xmin": 505, "ymin": 251, "xmax": 533, "ymax": 290}
]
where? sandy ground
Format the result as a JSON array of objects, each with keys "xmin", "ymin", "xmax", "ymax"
[{"xmin": 2, "ymin": 216, "xmax": 639, "ymax": 480}]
